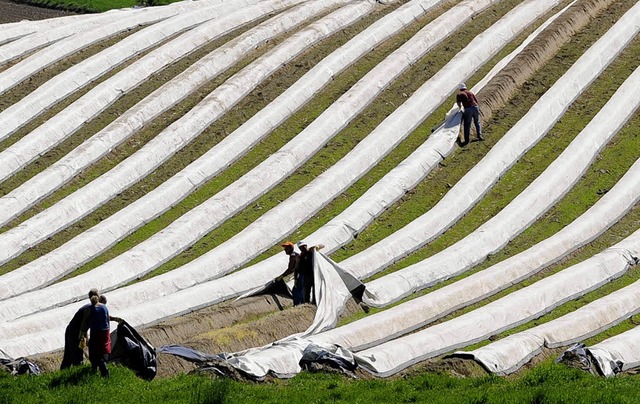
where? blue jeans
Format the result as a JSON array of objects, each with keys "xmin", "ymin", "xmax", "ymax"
[
  {"xmin": 293, "ymin": 274, "xmax": 305, "ymax": 306},
  {"xmin": 462, "ymin": 106, "xmax": 481, "ymax": 144}
]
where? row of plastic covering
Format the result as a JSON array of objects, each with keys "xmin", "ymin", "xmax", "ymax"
[
  {"xmin": 142, "ymin": 5, "xmax": 640, "ymax": 378},
  {"xmin": 349, "ymin": 0, "xmax": 640, "ymax": 293},
  {"xmin": 0, "ymin": 0, "xmax": 426, "ymax": 299},
  {"xmin": 0, "ymin": 0, "xmax": 354, "ymax": 227},
  {"xmin": 0, "ymin": 0, "xmax": 260, "ymax": 113},
  {"xmin": 0, "ymin": 0, "xmax": 516, "ymax": 319},
  {"xmin": 0, "ymin": 0, "xmax": 477, "ymax": 306},
  {"xmin": 0, "ymin": 0, "xmax": 221, "ymax": 47},
  {"xmin": 0, "ymin": 0, "xmax": 369, "ymax": 270},
  {"xmin": 0, "ymin": 0, "xmax": 307, "ymax": 181},
  {"xmin": 0, "ymin": 0, "xmax": 563, "ymax": 356}
]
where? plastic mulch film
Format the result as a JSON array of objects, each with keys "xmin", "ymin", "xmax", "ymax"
[
  {"xmin": 0, "ymin": 0, "xmax": 475, "ymax": 306},
  {"xmin": 348, "ymin": 0, "xmax": 640, "ymax": 299},
  {"xmin": 0, "ymin": 0, "xmax": 291, "ymax": 167},
  {"xmin": 0, "ymin": 0, "xmax": 560, "ymax": 360},
  {"xmin": 353, "ymin": 228, "xmax": 640, "ymax": 377},
  {"xmin": 0, "ymin": 0, "xmax": 354, "ymax": 228},
  {"xmin": 0, "ymin": 0, "xmax": 363, "ymax": 266}
]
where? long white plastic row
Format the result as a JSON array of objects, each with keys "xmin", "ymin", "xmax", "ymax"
[
  {"xmin": 0, "ymin": 0, "xmax": 352, "ymax": 229},
  {"xmin": 459, "ymin": 270, "xmax": 640, "ymax": 375},
  {"xmin": 0, "ymin": 0, "xmax": 480, "ymax": 306},
  {"xmin": 0, "ymin": 1, "xmax": 376, "ymax": 310},
  {"xmin": 343, "ymin": 0, "xmax": 640, "ymax": 284},
  {"xmin": 0, "ymin": 0, "xmax": 559, "ymax": 353},
  {"xmin": 0, "ymin": 0, "xmax": 284, "ymax": 171}
]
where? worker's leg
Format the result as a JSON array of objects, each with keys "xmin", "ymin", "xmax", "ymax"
[
  {"xmin": 292, "ymin": 275, "xmax": 304, "ymax": 306},
  {"xmin": 462, "ymin": 108, "xmax": 472, "ymax": 144},
  {"xmin": 472, "ymin": 106, "xmax": 483, "ymax": 140},
  {"xmin": 97, "ymin": 356, "xmax": 109, "ymax": 378}
]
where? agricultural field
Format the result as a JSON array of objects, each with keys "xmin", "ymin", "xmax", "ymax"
[{"xmin": 1, "ymin": 0, "xmax": 640, "ymax": 402}]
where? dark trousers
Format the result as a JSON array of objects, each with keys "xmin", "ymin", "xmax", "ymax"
[
  {"xmin": 462, "ymin": 105, "xmax": 481, "ymax": 144},
  {"xmin": 292, "ymin": 274, "xmax": 315, "ymax": 306},
  {"xmin": 60, "ymin": 330, "xmax": 83, "ymax": 369}
]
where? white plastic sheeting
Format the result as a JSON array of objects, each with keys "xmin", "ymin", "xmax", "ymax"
[
  {"xmin": 0, "ymin": 1, "xmax": 375, "ymax": 308},
  {"xmin": 0, "ymin": 0, "xmax": 287, "ymax": 165},
  {"xmin": 0, "ymin": 0, "xmax": 353, "ymax": 228},
  {"xmin": 0, "ymin": 0, "xmax": 219, "ymax": 46},
  {"xmin": 587, "ymin": 326, "xmax": 640, "ymax": 377},
  {"xmin": 0, "ymin": 0, "xmax": 246, "ymax": 90},
  {"xmin": 0, "ymin": 0, "xmax": 341, "ymax": 264},
  {"xmin": 353, "ymin": 228, "xmax": 640, "ymax": 377},
  {"xmin": 342, "ymin": 0, "xmax": 640, "ymax": 286},
  {"xmin": 0, "ymin": 0, "xmax": 485, "ymax": 306},
  {"xmin": 361, "ymin": 35, "xmax": 640, "ymax": 307},
  {"xmin": 458, "ymin": 277, "xmax": 640, "ymax": 375},
  {"xmin": 0, "ymin": 0, "xmax": 438, "ymax": 301},
  {"xmin": 0, "ymin": 0, "xmax": 562, "ymax": 356}
]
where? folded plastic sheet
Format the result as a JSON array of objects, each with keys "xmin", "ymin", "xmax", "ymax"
[
  {"xmin": 457, "ymin": 277, "xmax": 640, "ymax": 375},
  {"xmin": 0, "ymin": 0, "xmax": 287, "ymax": 169},
  {"xmin": 0, "ymin": 0, "xmax": 351, "ymax": 228},
  {"xmin": 0, "ymin": 0, "xmax": 360, "ymax": 266},
  {"xmin": 587, "ymin": 327, "xmax": 640, "ymax": 377},
  {"xmin": 362, "ymin": 46, "xmax": 640, "ymax": 307},
  {"xmin": 346, "ymin": 0, "xmax": 640, "ymax": 286},
  {"xmin": 353, "ymin": 229, "xmax": 640, "ymax": 377}
]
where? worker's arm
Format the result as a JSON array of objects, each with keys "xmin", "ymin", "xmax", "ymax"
[
  {"xmin": 78, "ymin": 307, "xmax": 91, "ymax": 341},
  {"xmin": 310, "ymin": 244, "xmax": 325, "ymax": 251},
  {"xmin": 276, "ymin": 255, "xmax": 298, "ymax": 281},
  {"xmin": 110, "ymin": 315, "xmax": 124, "ymax": 324}
]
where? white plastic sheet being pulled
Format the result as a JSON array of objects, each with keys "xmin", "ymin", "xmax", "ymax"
[
  {"xmin": 586, "ymin": 325, "xmax": 640, "ymax": 377},
  {"xmin": 345, "ymin": 0, "xmax": 640, "ymax": 292}
]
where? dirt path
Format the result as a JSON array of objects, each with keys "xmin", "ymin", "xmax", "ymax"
[{"xmin": 0, "ymin": 0, "xmax": 76, "ymax": 24}]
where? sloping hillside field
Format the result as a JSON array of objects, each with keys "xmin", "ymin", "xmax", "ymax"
[{"xmin": 1, "ymin": 0, "xmax": 640, "ymax": 398}]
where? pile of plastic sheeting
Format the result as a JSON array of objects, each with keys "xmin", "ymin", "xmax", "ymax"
[
  {"xmin": 581, "ymin": 327, "xmax": 640, "ymax": 377},
  {"xmin": 109, "ymin": 321, "xmax": 158, "ymax": 381}
]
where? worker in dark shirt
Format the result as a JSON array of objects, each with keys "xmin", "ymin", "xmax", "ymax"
[
  {"xmin": 456, "ymin": 83, "xmax": 483, "ymax": 145},
  {"xmin": 60, "ymin": 288, "xmax": 99, "ymax": 370},
  {"xmin": 296, "ymin": 241, "xmax": 324, "ymax": 305},
  {"xmin": 276, "ymin": 241, "xmax": 302, "ymax": 305}
]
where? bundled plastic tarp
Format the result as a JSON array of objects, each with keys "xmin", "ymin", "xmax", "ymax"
[
  {"xmin": 0, "ymin": 357, "xmax": 40, "ymax": 376},
  {"xmin": 582, "ymin": 328, "xmax": 640, "ymax": 377},
  {"xmin": 109, "ymin": 320, "xmax": 157, "ymax": 380}
]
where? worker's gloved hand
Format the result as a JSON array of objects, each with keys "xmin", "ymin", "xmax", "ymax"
[
  {"xmin": 316, "ymin": 244, "xmax": 325, "ymax": 250},
  {"xmin": 78, "ymin": 337, "xmax": 86, "ymax": 350},
  {"xmin": 113, "ymin": 317, "xmax": 124, "ymax": 324},
  {"xmin": 275, "ymin": 275, "xmax": 284, "ymax": 282}
]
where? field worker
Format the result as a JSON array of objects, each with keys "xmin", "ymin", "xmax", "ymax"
[
  {"xmin": 61, "ymin": 288, "xmax": 99, "ymax": 370},
  {"xmin": 83, "ymin": 295, "xmax": 121, "ymax": 377},
  {"xmin": 296, "ymin": 241, "xmax": 325, "ymax": 305},
  {"xmin": 456, "ymin": 83, "xmax": 483, "ymax": 145},
  {"xmin": 276, "ymin": 241, "xmax": 303, "ymax": 305}
]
